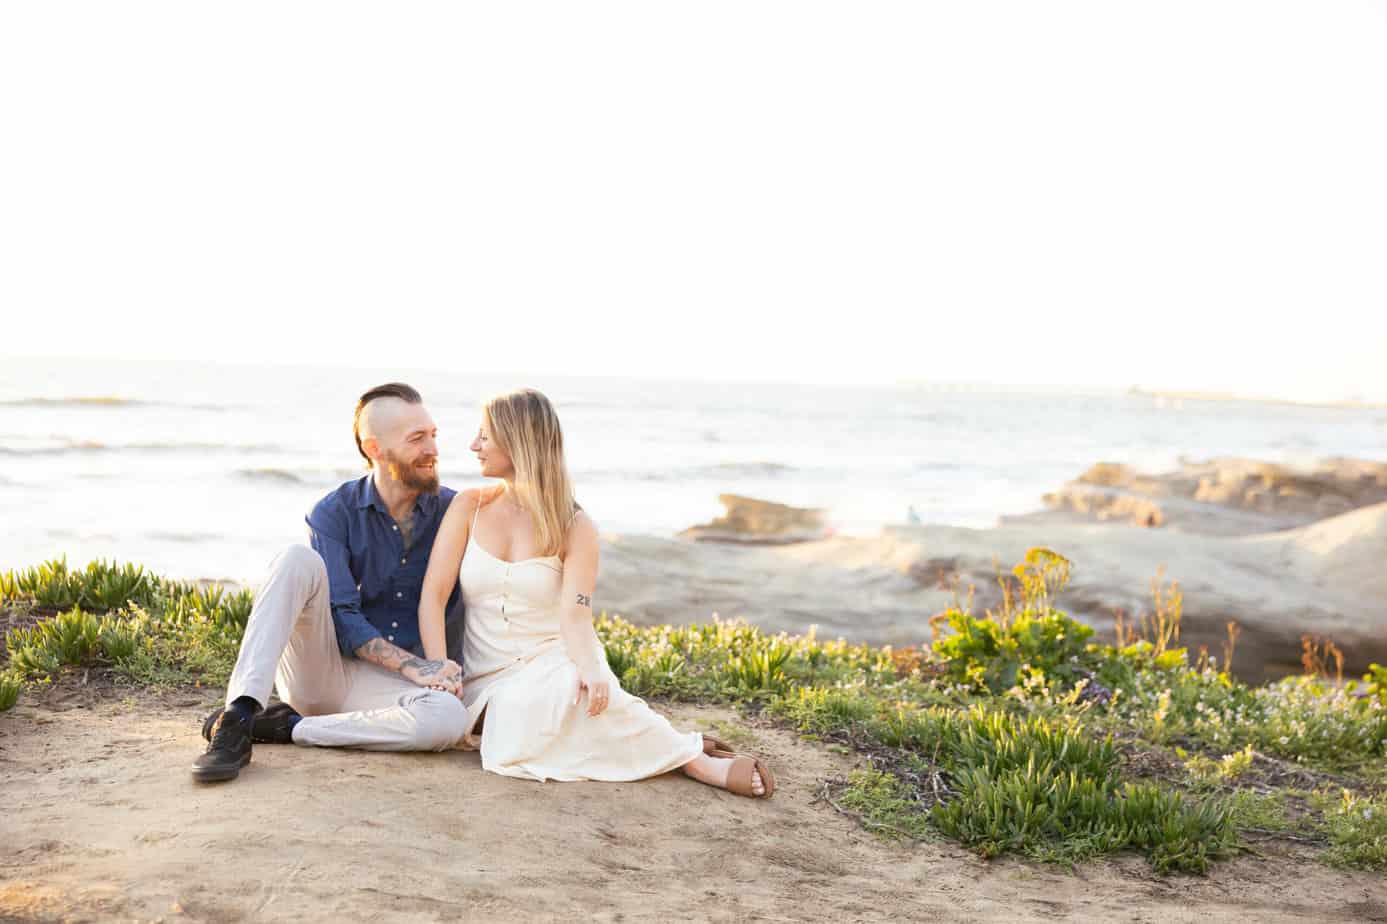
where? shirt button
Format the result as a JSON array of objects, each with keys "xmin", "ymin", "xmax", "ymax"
[
  {"xmin": 396, "ymin": 592, "xmax": 402, "ymax": 598},
  {"xmin": 400, "ymin": 558, "xmax": 407, "ymax": 565},
  {"xmin": 391, "ymin": 622, "xmax": 398, "ymax": 628},
  {"xmin": 392, "ymin": 525, "xmax": 398, "ymax": 531},
  {"xmin": 388, "ymin": 635, "xmax": 395, "ymax": 642}
]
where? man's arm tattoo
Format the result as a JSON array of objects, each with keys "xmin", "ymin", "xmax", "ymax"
[
  {"xmin": 403, "ymin": 657, "xmax": 447, "ymax": 678},
  {"xmin": 357, "ymin": 637, "xmax": 407, "ymax": 669},
  {"xmin": 576, "ymin": 593, "xmax": 591, "ymax": 608},
  {"xmin": 357, "ymin": 638, "xmax": 459, "ymax": 680},
  {"xmin": 358, "ymin": 637, "xmax": 427, "ymax": 672}
]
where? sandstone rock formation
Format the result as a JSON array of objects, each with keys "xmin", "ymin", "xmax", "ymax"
[
  {"xmin": 678, "ymin": 494, "xmax": 829, "ymax": 544},
  {"xmin": 1028, "ymin": 457, "xmax": 1387, "ymax": 535}
]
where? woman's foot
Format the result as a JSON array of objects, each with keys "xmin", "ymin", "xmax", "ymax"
[{"xmin": 681, "ymin": 751, "xmax": 768, "ymax": 797}]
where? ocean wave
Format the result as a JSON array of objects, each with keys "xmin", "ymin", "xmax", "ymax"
[
  {"xmin": 0, "ymin": 440, "xmax": 279, "ymax": 456},
  {"xmin": 235, "ymin": 466, "xmax": 363, "ymax": 486},
  {"xmin": 707, "ymin": 461, "xmax": 796, "ymax": 477},
  {"xmin": 0, "ymin": 396, "xmax": 236, "ymax": 411},
  {"xmin": 237, "ymin": 467, "xmax": 309, "ymax": 484},
  {"xmin": 572, "ymin": 461, "xmax": 798, "ymax": 483},
  {"xmin": 145, "ymin": 530, "xmax": 224, "ymax": 543},
  {"xmin": 0, "ymin": 441, "xmax": 107, "ymax": 456},
  {"xmin": 0, "ymin": 396, "xmax": 148, "ymax": 408}
]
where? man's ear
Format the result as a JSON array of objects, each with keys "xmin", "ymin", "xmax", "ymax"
[{"xmin": 362, "ymin": 436, "xmax": 380, "ymax": 467}]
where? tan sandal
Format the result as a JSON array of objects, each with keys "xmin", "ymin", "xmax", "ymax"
[
  {"xmin": 702, "ymin": 733, "xmax": 733, "ymax": 755},
  {"xmin": 714, "ymin": 749, "xmax": 775, "ymax": 799}
]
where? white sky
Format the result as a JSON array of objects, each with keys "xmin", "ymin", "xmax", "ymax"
[{"xmin": 1, "ymin": 2, "xmax": 1384, "ymax": 401}]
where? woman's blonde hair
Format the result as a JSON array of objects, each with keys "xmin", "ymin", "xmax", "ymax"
[{"xmin": 482, "ymin": 388, "xmax": 578, "ymax": 557}]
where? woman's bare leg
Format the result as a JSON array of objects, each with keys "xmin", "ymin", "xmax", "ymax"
[{"xmin": 680, "ymin": 752, "xmax": 765, "ymax": 796}]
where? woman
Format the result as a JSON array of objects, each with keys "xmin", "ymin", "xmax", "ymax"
[{"xmin": 418, "ymin": 388, "xmax": 772, "ymax": 798}]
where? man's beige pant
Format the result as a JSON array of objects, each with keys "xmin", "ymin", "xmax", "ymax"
[{"xmin": 225, "ymin": 544, "xmax": 467, "ymax": 751}]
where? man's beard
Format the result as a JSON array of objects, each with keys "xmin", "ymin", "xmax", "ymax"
[{"xmin": 383, "ymin": 449, "xmax": 440, "ymax": 493}]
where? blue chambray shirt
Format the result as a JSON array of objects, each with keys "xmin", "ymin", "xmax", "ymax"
[{"xmin": 304, "ymin": 475, "xmax": 461, "ymax": 658}]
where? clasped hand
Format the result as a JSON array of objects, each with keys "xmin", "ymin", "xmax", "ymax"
[{"xmin": 402, "ymin": 656, "xmax": 463, "ymax": 696}]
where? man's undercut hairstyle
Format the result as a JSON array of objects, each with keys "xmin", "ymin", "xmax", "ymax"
[{"xmin": 353, "ymin": 382, "xmax": 423, "ymax": 467}]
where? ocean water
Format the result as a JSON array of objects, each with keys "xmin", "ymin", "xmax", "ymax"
[{"xmin": 1, "ymin": 355, "xmax": 1383, "ymax": 582}]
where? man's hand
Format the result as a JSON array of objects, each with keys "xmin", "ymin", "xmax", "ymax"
[{"xmin": 401, "ymin": 657, "xmax": 463, "ymax": 695}]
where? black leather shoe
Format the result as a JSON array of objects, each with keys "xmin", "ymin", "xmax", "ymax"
[
  {"xmin": 192, "ymin": 711, "xmax": 252, "ymax": 783},
  {"xmin": 201, "ymin": 702, "xmax": 299, "ymax": 745}
]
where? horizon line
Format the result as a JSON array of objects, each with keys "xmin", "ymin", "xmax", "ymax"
[{"xmin": 1, "ymin": 351, "xmax": 1383, "ymax": 407}]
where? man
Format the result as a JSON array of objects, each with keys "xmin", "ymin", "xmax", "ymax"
[{"xmin": 193, "ymin": 382, "xmax": 469, "ymax": 783}]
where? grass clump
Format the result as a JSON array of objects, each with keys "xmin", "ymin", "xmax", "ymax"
[
  {"xmin": 1223, "ymin": 789, "xmax": 1302, "ymax": 834},
  {"xmin": 775, "ymin": 694, "xmax": 1235, "ymax": 873},
  {"xmin": 597, "ymin": 615, "xmax": 895, "ymax": 704},
  {"xmin": 1180, "ymin": 744, "xmax": 1256, "ymax": 786},
  {"xmin": 5, "ymin": 607, "xmax": 135, "ymax": 679},
  {"xmin": 836, "ymin": 768, "xmax": 934, "ymax": 841},
  {"xmin": 1, "ymin": 558, "xmax": 253, "ymax": 702},
  {"xmin": 0, "ymin": 671, "xmax": 21, "ymax": 711},
  {"xmin": 1314, "ymin": 789, "xmax": 1387, "ymax": 870},
  {"xmin": 1, "ymin": 557, "xmax": 159, "ymax": 613},
  {"xmin": 931, "ymin": 548, "xmax": 1096, "ymax": 693}
]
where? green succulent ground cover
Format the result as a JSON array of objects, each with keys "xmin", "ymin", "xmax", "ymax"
[{"xmin": 3, "ymin": 551, "xmax": 1384, "ymax": 875}]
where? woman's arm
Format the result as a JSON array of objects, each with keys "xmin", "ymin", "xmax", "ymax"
[
  {"xmin": 419, "ymin": 488, "xmax": 479, "ymax": 661},
  {"xmin": 558, "ymin": 513, "xmax": 608, "ymax": 715}
]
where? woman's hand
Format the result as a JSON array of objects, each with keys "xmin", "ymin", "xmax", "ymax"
[
  {"xmin": 557, "ymin": 514, "xmax": 606, "ymax": 716},
  {"xmin": 574, "ymin": 665, "xmax": 610, "ymax": 717}
]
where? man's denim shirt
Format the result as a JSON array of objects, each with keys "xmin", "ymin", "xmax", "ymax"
[{"xmin": 305, "ymin": 475, "xmax": 460, "ymax": 658}]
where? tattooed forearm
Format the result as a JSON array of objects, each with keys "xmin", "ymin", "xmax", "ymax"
[
  {"xmin": 355, "ymin": 637, "xmax": 417, "ymax": 672},
  {"xmin": 576, "ymin": 593, "xmax": 591, "ymax": 608},
  {"xmin": 356, "ymin": 637, "xmax": 460, "ymax": 685}
]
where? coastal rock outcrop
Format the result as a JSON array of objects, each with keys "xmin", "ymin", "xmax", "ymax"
[
  {"xmin": 1031, "ymin": 457, "xmax": 1387, "ymax": 535},
  {"xmin": 678, "ymin": 494, "xmax": 829, "ymax": 544}
]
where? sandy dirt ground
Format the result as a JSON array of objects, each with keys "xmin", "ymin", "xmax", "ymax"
[{"xmin": 3, "ymin": 691, "xmax": 1386, "ymax": 923}]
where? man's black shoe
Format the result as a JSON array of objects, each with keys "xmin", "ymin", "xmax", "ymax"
[
  {"xmin": 201, "ymin": 702, "xmax": 299, "ymax": 745},
  {"xmin": 192, "ymin": 711, "xmax": 252, "ymax": 783}
]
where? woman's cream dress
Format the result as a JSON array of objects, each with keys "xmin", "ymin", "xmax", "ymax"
[{"xmin": 458, "ymin": 523, "xmax": 703, "ymax": 782}]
